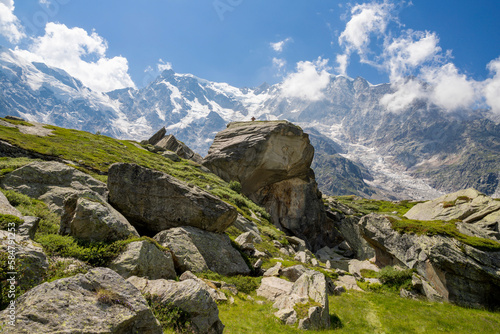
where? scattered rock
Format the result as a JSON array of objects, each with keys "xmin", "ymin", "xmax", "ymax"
[
  {"xmin": 148, "ymin": 129, "xmax": 202, "ymax": 163},
  {"xmin": 60, "ymin": 196, "xmax": 139, "ymax": 242},
  {"xmin": 161, "ymin": 150, "xmax": 181, "ymax": 162},
  {"xmin": 108, "ymin": 163, "xmax": 237, "ymax": 235},
  {"xmin": 360, "ymin": 213, "xmax": 500, "ymax": 309},
  {"xmin": 404, "ymin": 188, "xmax": 500, "ymax": 241},
  {"xmin": 232, "ymin": 214, "xmax": 260, "ymax": 236},
  {"xmin": 128, "ymin": 276, "xmax": 224, "ymax": 334},
  {"xmin": 17, "ymin": 216, "xmax": 40, "ymax": 240},
  {"xmin": 280, "ymin": 265, "xmax": 308, "ymax": 282},
  {"xmin": 334, "ymin": 274, "xmax": 363, "ymax": 292},
  {"xmin": 154, "ymin": 226, "xmax": 250, "ymax": 276},
  {"xmin": 0, "ymin": 191, "xmax": 22, "ymax": 217},
  {"xmin": 0, "ymin": 230, "xmax": 48, "ymax": 291},
  {"xmin": 0, "ymin": 268, "xmax": 162, "ymax": 334},
  {"xmin": 256, "ymin": 277, "xmax": 294, "ymax": 301},
  {"xmin": 235, "ymin": 231, "xmax": 262, "ymax": 246},
  {"xmin": 109, "ymin": 240, "xmax": 176, "ymax": 280},
  {"xmin": 263, "ymin": 262, "xmax": 282, "ymax": 277},
  {"xmin": 0, "ymin": 161, "xmax": 108, "ymax": 214},
  {"xmin": 348, "ymin": 259, "xmax": 380, "ymax": 278}
]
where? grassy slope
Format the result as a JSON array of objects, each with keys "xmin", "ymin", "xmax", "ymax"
[
  {"xmin": 1, "ymin": 119, "xmax": 499, "ymax": 331},
  {"xmin": 217, "ymin": 291, "xmax": 500, "ymax": 334}
]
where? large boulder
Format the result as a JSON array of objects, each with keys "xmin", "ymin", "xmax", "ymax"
[
  {"xmin": 60, "ymin": 196, "xmax": 139, "ymax": 242},
  {"xmin": 257, "ymin": 271, "xmax": 331, "ymax": 330},
  {"xmin": 154, "ymin": 226, "xmax": 250, "ymax": 276},
  {"xmin": 128, "ymin": 276, "xmax": 224, "ymax": 334},
  {"xmin": 404, "ymin": 188, "xmax": 500, "ymax": 241},
  {"xmin": 107, "ymin": 163, "xmax": 237, "ymax": 235},
  {"xmin": 0, "ymin": 267, "xmax": 162, "ymax": 333},
  {"xmin": 0, "ymin": 161, "xmax": 108, "ymax": 214},
  {"xmin": 359, "ymin": 213, "xmax": 500, "ymax": 309},
  {"xmin": 203, "ymin": 121, "xmax": 314, "ymax": 194},
  {"xmin": 203, "ymin": 121, "xmax": 336, "ymax": 251},
  {"xmin": 0, "ymin": 230, "xmax": 48, "ymax": 294},
  {"xmin": 109, "ymin": 240, "xmax": 176, "ymax": 280}
]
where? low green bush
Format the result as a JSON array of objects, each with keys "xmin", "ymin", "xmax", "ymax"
[
  {"xmin": 0, "ymin": 214, "xmax": 23, "ymax": 230},
  {"xmin": 145, "ymin": 293, "xmax": 193, "ymax": 333},
  {"xmin": 229, "ymin": 180, "xmax": 242, "ymax": 194}
]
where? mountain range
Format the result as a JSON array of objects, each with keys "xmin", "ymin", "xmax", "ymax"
[{"xmin": 1, "ymin": 46, "xmax": 499, "ymax": 200}]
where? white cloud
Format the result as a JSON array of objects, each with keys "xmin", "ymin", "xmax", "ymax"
[
  {"xmin": 270, "ymin": 37, "xmax": 292, "ymax": 53},
  {"xmin": 157, "ymin": 58, "xmax": 172, "ymax": 72},
  {"xmin": 272, "ymin": 57, "xmax": 286, "ymax": 70},
  {"xmin": 380, "ymin": 79, "xmax": 425, "ymax": 112},
  {"xmin": 484, "ymin": 58, "xmax": 500, "ymax": 115},
  {"xmin": 0, "ymin": 0, "xmax": 25, "ymax": 43},
  {"xmin": 422, "ymin": 63, "xmax": 477, "ymax": 110},
  {"xmin": 14, "ymin": 22, "xmax": 135, "ymax": 92},
  {"xmin": 281, "ymin": 57, "xmax": 331, "ymax": 101},
  {"xmin": 384, "ymin": 30, "xmax": 441, "ymax": 81},
  {"xmin": 338, "ymin": 2, "xmax": 392, "ymax": 58}
]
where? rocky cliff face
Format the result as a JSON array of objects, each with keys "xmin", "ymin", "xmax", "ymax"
[{"xmin": 204, "ymin": 121, "xmax": 336, "ymax": 250}]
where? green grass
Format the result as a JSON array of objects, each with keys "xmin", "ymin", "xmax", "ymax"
[
  {"xmin": 196, "ymin": 271, "xmax": 262, "ymax": 294},
  {"xmin": 386, "ymin": 216, "xmax": 500, "ymax": 252},
  {"xmin": 333, "ymin": 196, "xmax": 418, "ymax": 216},
  {"xmin": 0, "ymin": 214, "xmax": 23, "ymax": 230},
  {"xmin": 0, "ymin": 157, "xmax": 40, "ymax": 176},
  {"xmin": 217, "ymin": 291, "xmax": 500, "ymax": 333},
  {"xmin": 0, "ymin": 117, "xmax": 34, "ymax": 127}
]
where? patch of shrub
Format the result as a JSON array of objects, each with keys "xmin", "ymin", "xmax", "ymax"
[
  {"xmin": 96, "ymin": 288, "xmax": 132, "ymax": 309},
  {"xmin": 229, "ymin": 180, "xmax": 242, "ymax": 194},
  {"xmin": 377, "ymin": 266, "xmax": 414, "ymax": 291},
  {"xmin": 145, "ymin": 293, "xmax": 192, "ymax": 333},
  {"xmin": 0, "ymin": 214, "xmax": 23, "ymax": 230},
  {"xmin": 197, "ymin": 271, "xmax": 262, "ymax": 294}
]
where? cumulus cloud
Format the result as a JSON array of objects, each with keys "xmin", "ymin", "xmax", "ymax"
[
  {"xmin": 336, "ymin": 0, "xmax": 500, "ymax": 114},
  {"xmin": 270, "ymin": 37, "xmax": 292, "ymax": 53},
  {"xmin": 281, "ymin": 57, "xmax": 331, "ymax": 101},
  {"xmin": 14, "ymin": 22, "xmax": 135, "ymax": 92},
  {"xmin": 338, "ymin": 2, "xmax": 392, "ymax": 59},
  {"xmin": 484, "ymin": 58, "xmax": 500, "ymax": 115},
  {"xmin": 0, "ymin": 0, "xmax": 25, "ymax": 43}
]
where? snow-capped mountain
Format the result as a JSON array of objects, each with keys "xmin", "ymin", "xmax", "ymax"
[{"xmin": 1, "ymin": 46, "xmax": 499, "ymax": 200}]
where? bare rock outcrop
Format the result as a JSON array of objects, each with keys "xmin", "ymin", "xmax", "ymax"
[
  {"xmin": 128, "ymin": 276, "xmax": 224, "ymax": 334},
  {"xmin": 148, "ymin": 128, "xmax": 202, "ymax": 163},
  {"xmin": 359, "ymin": 213, "xmax": 500, "ymax": 309},
  {"xmin": 0, "ymin": 161, "xmax": 108, "ymax": 215},
  {"xmin": 60, "ymin": 196, "xmax": 139, "ymax": 242},
  {"xmin": 154, "ymin": 226, "xmax": 250, "ymax": 276},
  {"xmin": 0, "ymin": 267, "xmax": 162, "ymax": 333},
  {"xmin": 203, "ymin": 121, "xmax": 336, "ymax": 250},
  {"xmin": 405, "ymin": 188, "xmax": 500, "ymax": 241},
  {"xmin": 107, "ymin": 163, "xmax": 237, "ymax": 235},
  {"xmin": 109, "ymin": 240, "xmax": 176, "ymax": 280}
]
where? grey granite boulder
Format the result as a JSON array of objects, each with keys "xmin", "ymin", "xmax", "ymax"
[
  {"xmin": 128, "ymin": 276, "xmax": 224, "ymax": 334},
  {"xmin": 0, "ymin": 267, "xmax": 162, "ymax": 333},
  {"xmin": 109, "ymin": 240, "xmax": 176, "ymax": 279},
  {"xmin": 60, "ymin": 196, "xmax": 139, "ymax": 242},
  {"xmin": 154, "ymin": 226, "xmax": 250, "ymax": 276},
  {"xmin": 108, "ymin": 163, "xmax": 237, "ymax": 235},
  {"xmin": 0, "ymin": 161, "xmax": 108, "ymax": 214}
]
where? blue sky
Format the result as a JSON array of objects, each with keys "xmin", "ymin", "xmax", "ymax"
[{"xmin": 0, "ymin": 0, "xmax": 499, "ymax": 113}]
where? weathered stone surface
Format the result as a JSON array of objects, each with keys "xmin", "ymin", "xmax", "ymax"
[
  {"xmin": 154, "ymin": 226, "xmax": 250, "ymax": 276},
  {"xmin": 263, "ymin": 262, "xmax": 282, "ymax": 277},
  {"xmin": 17, "ymin": 216, "xmax": 40, "ymax": 240},
  {"xmin": 273, "ymin": 270, "xmax": 331, "ymax": 330},
  {"xmin": 256, "ymin": 277, "xmax": 294, "ymax": 301},
  {"xmin": 0, "ymin": 161, "xmax": 108, "ymax": 214},
  {"xmin": 128, "ymin": 276, "xmax": 224, "ymax": 334},
  {"xmin": 61, "ymin": 196, "xmax": 139, "ymax": 242},
  {"xmin": 360, "ymin": 213, "xmax": 500, "ymax": 309},
  {"xmin": 108, "ymin": 163, "xmax": 237, "ymax": 235},
  {"xmin": 348, "ymin": 259, "xmax": 380, "ymax": 278},
  {"xmin": 0, "ymin": 230, "xmax": 48, "ymax": 291},
  {"xmin": 334, "ymin": 274, "xmax": 363, "ymax": 292},
  {"xmin": 203, "ymin": 121, "xmax": 314, "ymax": 194},
  {"xmin": 405, "ymin": 188, "xmax": 500, "ymax": 241},
  {"xmin": 109, "ymin": 240, "xmax": 176, "ymax": 280},
  {"xmin": 0, "ymin": 191, "xmax": 22, "ymax": 217},
  {"xmin": 235, "ymin": 231, "xmax": 262, "ymax": 246},
  {"xmin": 274, "ymin": 308, "xmax": 298, "ymax": 325},
  {"xmin": 203, "ymin": 121, "xmax": 336, "ymax": 251},
  {"xmin": 161, "ymin": 150, "xmax": 181, "ymax": 162},
  {"xmin": 232, "ymin": 214, "xmax": 260, "ymax": 235},
  {"xmin": 334, "ymin": 215, "xmax": 375, "ymax": 260},
  {"xmin": 281, "ymin": 265, "xmax": 308, "ymax": 282},
  {"xmin": 0, "ymin": 268, "xmax": 162, "ymax": 334}
]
